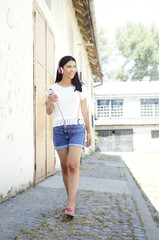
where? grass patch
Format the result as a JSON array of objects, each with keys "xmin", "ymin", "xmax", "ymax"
[
  {"xmin": 154, "ymin": 215, "xmax": 159, "ymax": 222},
  {"xmin": 79, "ymin": 165, "xmax": 87, "ymax": 170},
  {"xmin": 13, "ymin": 237, "xmax": 21, "ymax": 240},
  {"xmin": 41, "ymin": 212, "xmax": 47, "ymax": 217},
  {"xmin": 118, "ymin": 218, "xmax": 123, "ymax": 223}
]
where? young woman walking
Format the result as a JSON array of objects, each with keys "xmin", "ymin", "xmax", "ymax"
[{"xmin": 46, "ymin": 56, "xmax": 92, "ymax": 217}]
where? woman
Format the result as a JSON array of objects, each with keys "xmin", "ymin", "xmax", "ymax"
[{"xmin": 46, "ymin": 56, "xmax": 92, "ymax": 217}]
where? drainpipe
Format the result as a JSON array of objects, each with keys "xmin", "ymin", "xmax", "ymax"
[{"xmin": 93, "ymin": 81, "xmax": 103, "ymax": 87}]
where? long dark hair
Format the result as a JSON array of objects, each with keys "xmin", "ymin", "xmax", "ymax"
[{"xmin": 55, "ymin": 56, "xmax": 82, "ymax": 92}]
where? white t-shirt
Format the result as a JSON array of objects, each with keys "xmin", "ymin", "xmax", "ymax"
[{"xmin": 46, "ymin": 83, "xmax": 87, "ymax": 127}]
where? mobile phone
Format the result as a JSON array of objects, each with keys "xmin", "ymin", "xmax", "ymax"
[{"xmin": 46, "ymin": 89, "xmax": 53, "ymax": 96}]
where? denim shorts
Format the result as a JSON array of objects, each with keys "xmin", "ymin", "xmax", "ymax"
[{"xmin": 53, "ymin": 123, "xmax": 86, "ymax": 150}]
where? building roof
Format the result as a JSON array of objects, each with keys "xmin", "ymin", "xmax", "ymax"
[
  {"xmin": 72, "ymin": 0, "xmax": 103, "ymax": 80},
  {"xmin": 94, "ymin": 81, "xmax": 159, "ymax": 96}
]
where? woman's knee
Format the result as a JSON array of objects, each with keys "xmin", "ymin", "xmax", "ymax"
[
  {"xmin": 61, "ymin": 162, "xmax": 68, "ymax": 173},
  {"xmin": 68, "ymin": 161, "xmax": 79, "ymax": 173},
  {"xmin": 57, "ymin": 149, "xmax": 69, "ymax": 173}
]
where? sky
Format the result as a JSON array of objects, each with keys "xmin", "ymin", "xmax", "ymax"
[{"xmin": 94, "ymin": 0, "xmax": 159, "ymax": 40}]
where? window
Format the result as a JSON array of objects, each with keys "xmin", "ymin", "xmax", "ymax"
[
  {"xmin": 97, "ymin": 100, "xmax": 109, "ymax": 118},
  {"xmin": 96, "ymin": 129, "xmax": 133, "ymax": 137},
  {"xmin": 111, "ymin": 99, "xmax": 123, "ymax": 117},
  {"xmin": 140, "ymin": 99, "xmax": 159, "ymax": 117},
  {"xmin": 96, "ymin": 130, "xmax": 110, "ymax": 137},
  {"xmin": 97, "ymin": 99, "xmax": 123, "ymax": 118},
  {"xmin": 151, "ymin": 130, "xmax": 159, "ymax": 138}
]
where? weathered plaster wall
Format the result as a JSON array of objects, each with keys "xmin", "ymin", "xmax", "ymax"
[{"xmin": 0, "ymin": 0, "xmax": 34, "ymax": 201}]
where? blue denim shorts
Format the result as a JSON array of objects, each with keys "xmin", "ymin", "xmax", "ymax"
[{"xmin": 53, "ymin": 123, "xmax": 86, "ymax": 150}]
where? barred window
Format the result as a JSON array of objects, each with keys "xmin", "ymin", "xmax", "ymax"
[
  {"xmin": 111, "ymin": 99, "xmax": 123, "ymax": 117},
  {"xmin": 140, "ymin": 99, "xmax": 159, "ymax": 117},
  {"xmin": 97, "ymin": 100, "xmax": 109, "ymax": 118},
  {"xmin": 97, "ymin": 99, "xmax": 123, "ymax": 118}
]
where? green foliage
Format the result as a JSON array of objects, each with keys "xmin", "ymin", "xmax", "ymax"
[
  {"xmin": 98, "ymin": 27, "xmax": 111, "ymax": 63},
  {"xmin": 93, "ymin": 75, "xmax": 101, "ymax": 83},
  {"xmin": 96, "ymin": 23, "xmax": 159, "ymax": 81},
  {"xmin": 95, "ymin": 27, "xmax": 113, "ymax": 81},
  {"xmin": 110, "ymin": 68, "xmax": 128, "ymax": 81},
  {"xmin": 95, "ymin": 131, "xmax": 100, "ymax": 152},
  {"xmin": 115, "ymin": 23, "xmax": 159, "ymax": 80}
]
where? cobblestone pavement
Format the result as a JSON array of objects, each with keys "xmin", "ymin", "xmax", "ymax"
[{"xmin": 0, "ymin": 153, "xmax": 158, "ymax": 240}]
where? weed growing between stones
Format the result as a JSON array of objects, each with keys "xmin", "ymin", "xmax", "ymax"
[
  {"xmin": 154, "ymin": 214, "xmax": 159, "ymax": 222},
  {"xmin": 14, "ymin": 190, "xmax": 146, "ymax": 240},
  {"xmin": 13, "ymin": 237, "xmax": 20, "ymax": 240}
]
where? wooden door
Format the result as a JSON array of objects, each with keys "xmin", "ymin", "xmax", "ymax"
[
  {"xmin": 46, "ymin": 25, "xmax": 56, "ymax": 177},
  {"xmin": 34, "ymin": 1, "xmax": 55, "ymax": 184}
]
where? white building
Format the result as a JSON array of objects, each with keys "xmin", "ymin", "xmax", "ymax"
[
  {"xmin": 94, "ymin": 81, "xmax": 159, "ymax": 152},
  {"xmin": 0, "ymin": 0, "xmax": 102, "ymax": 202}
]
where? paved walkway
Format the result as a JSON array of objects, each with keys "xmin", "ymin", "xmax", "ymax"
[{"xmin": 0, "ymin": 153, "xmax": 159, "ymax": 240}]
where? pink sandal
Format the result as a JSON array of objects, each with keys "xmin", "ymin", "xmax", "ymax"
[{"xmin": 65, "ymin": 206, "xmax": 74, "ymax": 217}]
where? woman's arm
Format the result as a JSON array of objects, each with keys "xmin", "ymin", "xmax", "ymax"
[
  {"xmin": 46, "ymin": 94, "xmax": 58, "ymax": 115},
  {"xmin": 81, "ymin": 98, "xmax": 92, "ymax": 147}
]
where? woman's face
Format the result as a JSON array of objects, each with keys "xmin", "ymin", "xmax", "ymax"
[{"xmin": 63, "ymin": 60, "xmax": 77, "ymax": 79}]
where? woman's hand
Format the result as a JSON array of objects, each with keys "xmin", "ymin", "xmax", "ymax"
[
  {"xmin": 48, "ymin": 93, "xmax": 58, "ymax": 105},
  {"xmin": 81, "ymin": 99, "xmax": 92, "ymax": 148},
  {"xmin": 46, "ymin": 94, "xmax": 58, "ymax": 115},
  {"xmin": 85, "ymin": 132, "xmax": 92, "ymax": 148}
]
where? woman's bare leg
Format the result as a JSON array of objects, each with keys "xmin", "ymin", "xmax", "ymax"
[
  {"xmin": 67, "ymin": 146, "xmax": 83, "ymax": 209},
  {"xmin": 57, "ymin": 148, "xmax": 69, "ymax": 196}
]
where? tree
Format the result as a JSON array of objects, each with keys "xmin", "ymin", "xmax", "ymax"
[
  {"xmin": 94, "ymin": 27, "xmax": 113, "ymax": 82},
  {"xmin": 115, "ymin": 23, "xmax": 159, "ymax": 81}
]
